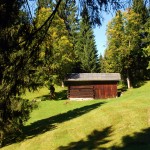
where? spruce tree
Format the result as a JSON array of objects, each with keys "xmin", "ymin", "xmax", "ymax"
[
  {"xmin": 0, "ymin": 1, "xmax": 39, "ymax": 146},
  {"xmin": 76, "ymin": 6, "xmax": 98, "ymax": 73}
]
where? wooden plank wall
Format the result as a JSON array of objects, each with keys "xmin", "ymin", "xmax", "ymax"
[
  {"xmin": 68, "ymin": 86, "xmax": 94, "ymax": 98},
  {"xmin": 94, "ymin": 84, "xmax": 117, "ymax": 99},
  {"xmin": 68, "ymin": 83, "xmax": 117, "ymax": 99}
]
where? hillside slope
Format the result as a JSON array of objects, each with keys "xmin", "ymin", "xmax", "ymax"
[{"xmin": 2, "ymin": 81, "xmax": 150, "ymax": 150}]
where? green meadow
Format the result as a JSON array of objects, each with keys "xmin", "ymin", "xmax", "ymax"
[{"xmin": 2, "ymin": 81, "xmax": 150, "ymax": 150}]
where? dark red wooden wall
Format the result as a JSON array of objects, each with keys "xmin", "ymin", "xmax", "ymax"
[
  {"xmin": 67, "ymin": 81, "xmax": 118, "ymax": 99},
  {"xmin": 94, "ymin": 84, "xmax": 117, "ymax": 99}
]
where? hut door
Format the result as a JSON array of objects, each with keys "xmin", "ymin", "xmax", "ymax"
[{"xmin": 94, "ymin": 84, "xmax": 117, "ymax": 99}]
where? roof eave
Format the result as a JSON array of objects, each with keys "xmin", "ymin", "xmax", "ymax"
[{"xmin": 65, "ymin": 79, "xmax": 121, "ymax": 82}]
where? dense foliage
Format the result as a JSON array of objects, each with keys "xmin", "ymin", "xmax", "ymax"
[
  {"xmin": 35, "ymin": 7, "xmax": 74, "ymax": 85},
  {"xmin": 102, "ymin": 0, "xmax": 150, "ymax": 88}
]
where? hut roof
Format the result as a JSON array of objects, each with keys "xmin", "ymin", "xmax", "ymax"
[{"xmin": 65, "ymin": 73, "xmax": 121, "ymax": 82}]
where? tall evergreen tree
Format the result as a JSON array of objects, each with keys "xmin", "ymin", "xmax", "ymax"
[
  {"xmin": 75, "ymin": 6, "xmax": 98, "ymax": 73},
  {"xmin": 0, "ymin": 1, "xmax": 39, "ymax": 146}
]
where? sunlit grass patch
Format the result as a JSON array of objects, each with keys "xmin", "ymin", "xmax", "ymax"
[{"xmin": 2, "ymin": 81, "xmax": 150, "ymax": 150}]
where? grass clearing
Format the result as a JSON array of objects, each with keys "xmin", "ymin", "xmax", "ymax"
[{"xmin": 2, "ymin": 81, "xmax": 150, "ymax": 150}]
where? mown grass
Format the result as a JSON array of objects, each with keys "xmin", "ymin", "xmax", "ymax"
[{"xmin": 2, "ymin": 81, "xmax": 150, "ymax": 150}]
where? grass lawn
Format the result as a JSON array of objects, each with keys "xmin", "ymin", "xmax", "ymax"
[{"xmin": 2, "ymin": 81, "xmax": 150, "ymax": 150}]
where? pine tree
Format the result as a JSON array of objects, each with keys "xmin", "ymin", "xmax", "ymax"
[
  {"xmin": 0, "ymin": 1, "xmax": 39, "ymax": 146},
  {"xmin": 75, "ymin": 6, "xmax": 98, "ymax": 73}
]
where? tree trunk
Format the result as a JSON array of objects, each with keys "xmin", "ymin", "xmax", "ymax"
[
  {"xmin": 127, "ymin": 70, "xmax": 131, "ymax": 89},
  {"xmin": 61, "ymin": 81, "xmax": 64, "ymax": 88},
  {"xmin": 0, "ymin": 130, "xmax": 4, "ymax": 148}
]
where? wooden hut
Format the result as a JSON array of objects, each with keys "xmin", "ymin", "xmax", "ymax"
[{"xmin": 64, "ymin": 73, "xmax": 121, "ymax": 100}]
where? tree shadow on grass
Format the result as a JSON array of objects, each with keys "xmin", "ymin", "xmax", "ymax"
[
  {"xmin": 55, "ymin": 89, "xmax": 68, "ymax": 100},
  {"xmin": 57, "ymin": 127, "xmax": 150, "ymax": 150},
  {"xmin": 57, "ymin": 126, "xmax": 112, "ymax": 150},
  {"xmin": 37, "ymin": 94, "xmax": 51, "ymax": 101},
  {"xmin": 4, "ymin": 102, "xmax": 105, "ymax": 146},
  {"xmin": 110, "ymin": 127, "xmax": 150, "ymax": 150},
  {"xmin": 36, "ymin": 89, "xmax": 67, "ymax": 101},
  {"xmin": 133, "ymin": 80, "xmax": 147, "ymax": 88},
  {"xmin": 23, "ymin": 102, "xmax": 104, "ymax": 138}
]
